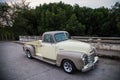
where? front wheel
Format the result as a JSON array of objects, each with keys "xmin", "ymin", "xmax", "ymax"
[{"xmin": 62, "ymin": 60, "xmax": 76, "ymax": 74}]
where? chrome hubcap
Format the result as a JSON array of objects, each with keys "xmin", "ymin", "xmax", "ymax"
[
  {"xmin": 64, "ymin": 62, "xmax": 72, "ymax": 72},
  {"xmin": 27, "ymin": 51, "xmax": 31, "ymax": 58}
]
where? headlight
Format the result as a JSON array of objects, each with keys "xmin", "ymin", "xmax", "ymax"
[
  {"xmin": 81, "ymin": 54, "xmax": 86, "ymax": 60},
  {"xmin": 81, "ymin": 54, "xmax": 88, "ymax": 65}
]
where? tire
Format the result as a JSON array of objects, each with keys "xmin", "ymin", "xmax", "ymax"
[
  {"xmin": 26, "ymin": 50, "xmax": 32, "ymax": 59},
  {"xmin": 62, "ymin": 60, "xmax": 76, "ymax": 74}
]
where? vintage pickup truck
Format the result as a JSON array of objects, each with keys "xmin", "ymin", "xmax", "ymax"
[{"xmin": 23, "ymin": 31, "xmax": 98, "ymax": 74}]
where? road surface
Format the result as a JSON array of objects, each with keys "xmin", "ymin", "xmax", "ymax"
[{"xmin": 0, "ymin": 42, "xmax": 120, "ymax": 80}]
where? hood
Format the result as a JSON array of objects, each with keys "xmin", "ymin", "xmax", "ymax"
[{"xmin": 56, "ymin": 40, "xmax": 93, "ymax": 54}]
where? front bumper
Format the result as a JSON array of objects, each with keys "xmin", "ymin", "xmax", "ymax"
[{"xmin": 82, "ymin": 56, "xmax": 99, "ymax": 72}]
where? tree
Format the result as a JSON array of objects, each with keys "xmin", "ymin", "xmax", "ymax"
[
  {"xmin": 66, "ymin": 14, "xmax": 85, "ymax": 35},
  {"xmin": 111, "ymin": 2, "xmax": 120, "ymax": 36},
  {"xmin": 0, "ymin": 2, "xmax": 12, "ymax": 27},
  {"xmin": 1, "ymin": 1, "xmax": 120, "ymax": 40},
  {"xmin": 27, "ymin": 2, "xmax": 120, "ymax": 36}
]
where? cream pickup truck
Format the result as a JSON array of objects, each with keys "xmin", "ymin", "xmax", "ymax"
[{"xmin": 23, "ymin": 31, "xmax": 98, "ymax": 74}]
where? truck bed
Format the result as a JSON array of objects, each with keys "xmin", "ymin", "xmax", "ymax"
[{"xmin": 24, "ymin": 40, "xmax": 42, "ymax": 46}]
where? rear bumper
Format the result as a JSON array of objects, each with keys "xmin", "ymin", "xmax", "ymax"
[{"xmin": 81, "ymin": 56, "xmax": 99, "ymax": 72}]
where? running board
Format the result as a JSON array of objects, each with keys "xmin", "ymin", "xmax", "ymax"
[{"xmin": 33, "ymin": 55, "xmax": 56, "ymax": 65}]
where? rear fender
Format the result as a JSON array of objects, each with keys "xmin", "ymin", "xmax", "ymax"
[{"xmin": 23, "ymin": 45, "xmax": 35, "ymax": 56}]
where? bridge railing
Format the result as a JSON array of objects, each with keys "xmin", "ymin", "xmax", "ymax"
[
  {"xmin": 71, "ymin": 36, "xmax": 120, "ymax": 44},
  {"xmin": 19, "ymin": 36, "xmax": 41, "ymax": 41},
  {"xmin": 19, "ymin": 36, "xmax": 120, "ymax": 51}
]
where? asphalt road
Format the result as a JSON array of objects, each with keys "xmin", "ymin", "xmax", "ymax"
[{"xmin": 0, "ymin": 42, "xmax": 120, "ymax": 80}]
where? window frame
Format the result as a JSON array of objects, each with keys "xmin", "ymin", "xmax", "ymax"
[
  {"xmin": 54, "ymin": 32, "xmax": 69, "ymax": 42},
  {"xmin": 43, "ymin": 34, "xmax": 54, "ymax": 43}
]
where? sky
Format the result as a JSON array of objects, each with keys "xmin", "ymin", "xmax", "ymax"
[{"xmin": 0, "ymin": 0, "xmax": 120, "ymax": 8}]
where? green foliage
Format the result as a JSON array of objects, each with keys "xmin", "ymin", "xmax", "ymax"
[
  {"xmin": 0, "ymin": 1, "xmax": 120, "ymax": 40},
  {"xmin": 65, "ymin": 14, "xmax": 85, "ymax": 35},
  {"xmin": 0, "ymin": 2, "xmax": 11, "ymax": 27}
]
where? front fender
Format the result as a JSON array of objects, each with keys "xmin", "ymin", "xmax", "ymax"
[{"xmin": 56, "ymin": 51, "xmax": 84, "ymax": 70}]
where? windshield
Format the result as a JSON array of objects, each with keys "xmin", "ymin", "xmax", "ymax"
[{"xmin": 54, "ymin": 33, "xmax": 69, "ymax": 42}]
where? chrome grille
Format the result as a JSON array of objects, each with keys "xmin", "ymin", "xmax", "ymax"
[
  {"xmin": 84, "ymin": 55, "xmax": 88, "ymax": 65},
  {"xmin": 88, "ymin": 53, "xmax": 95, "ymax": 63},
  {"xmin": 82, "ymin": 52, "xmax": 96, "ymax": 65}
]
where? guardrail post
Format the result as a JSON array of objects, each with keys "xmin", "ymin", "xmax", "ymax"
[
  {"xmin": 96, "ymin": 38, "xmax": 101, "ymax": 49},
  {"xmin": 88, "ymin": 38, "xmax": 93, "ymax": 43}
]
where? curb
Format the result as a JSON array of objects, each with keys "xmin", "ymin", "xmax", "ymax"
[{"xmin": 13, "ymin": 41, "xmax": 120, "ymax": 60}]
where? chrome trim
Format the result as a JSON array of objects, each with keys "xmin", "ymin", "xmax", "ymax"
[
  {"xmin": 82, "ymin": 56, "xmax": 99, "ymax": 72},
  {"xmin": 81, "ymin": 54, "xmax": 88, "ymax": 65}
]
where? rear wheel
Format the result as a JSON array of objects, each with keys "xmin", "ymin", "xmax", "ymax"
[
  {"xmin": 26, "ymin": 50, "xmax": 32, "ymax": 59},
  {"xmin": 62, "ymin": 60, "xmax": 76, "ymax": 74}
]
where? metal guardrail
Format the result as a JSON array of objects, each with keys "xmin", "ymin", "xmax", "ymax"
[
  {"xmin": 19, "ymin": 36, "xmax": 120, "ymax": 51},
  {"xmin": 71, "ymin": 36, "xmax": 120, "ymax": 51},
  {"xmin": 19, "ymin": 36, "xmax": 120, "ymax": 44},
  {"xmin": 19, "ymin": 36, "xmax": 41, "ymax": 41},
  {"xmin": 71, "ymin": 36, "xmax": 120, "ymax": 44},
  {"xmin": 71, "ymin": 36, "xmax": 120, "ymax": 40}
]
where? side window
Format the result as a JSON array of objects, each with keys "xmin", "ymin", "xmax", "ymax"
[{"xmin": 43, "ymin": 34, "xmax": 54, "ymax": 43}]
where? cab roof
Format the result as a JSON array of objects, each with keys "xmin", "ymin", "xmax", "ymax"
[{"xmin": 43, "ymin": 31, "xmax": 68, "ymax": 35}]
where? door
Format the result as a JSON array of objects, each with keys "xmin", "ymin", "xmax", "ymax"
[
  {"xmin": 39, "ymin": 43, "xmax": 56, "ymax": 60},
  {"xmin": 37, "ymin": 34, "xmax": 57, "ymax": 60}
]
